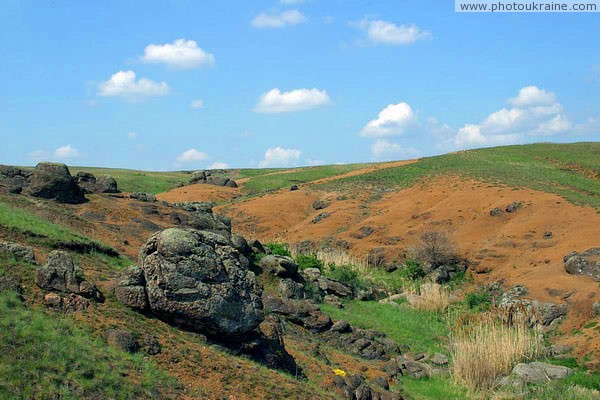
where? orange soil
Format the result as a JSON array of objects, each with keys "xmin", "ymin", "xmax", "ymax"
[
  {"xmin": 156, "ymin": 184, "xmax": 241, "ymax": 203},
  {"xmin": 218, "ymin": 176, "xmax": 600, "ymax": 360}
]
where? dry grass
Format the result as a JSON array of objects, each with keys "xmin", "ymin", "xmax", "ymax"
[
  {"xmin": 450, "ymin": 307, "xmax": 544, "ymax": 390},
  {"xmin": 290, "ymin": 245, "xmax": 371, "ymax": 272},
  {"xmin": 407, "ymin": 281, "xmax": 450, "ymax": 313}
]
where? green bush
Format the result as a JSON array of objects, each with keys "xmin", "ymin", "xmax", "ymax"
[
  {"xmin": 296, "ymin": 254, "xmax": 323, "ymax": 271},
  {"xmin": 465, "ymin": 288, "xmax": 492, "ymax": 310},
  {"xmin": 265, "ymin": 243, "xmax": 291, "ymax": 257},
  {"xmin": 398, "ymin": 259, "xmax": 426, "ymax": 281},
  {"xmin": 325, "ymin": 264, "xmax": 365, "ymax": 289}
]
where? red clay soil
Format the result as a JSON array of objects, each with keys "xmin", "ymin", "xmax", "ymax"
[
  {"xmin": 156, "ymin": 184, "xmax": 242, "ymax": 203},
  {"xmin": 217, "ymin": 176, "xmax": 600, "ymax": 360}
]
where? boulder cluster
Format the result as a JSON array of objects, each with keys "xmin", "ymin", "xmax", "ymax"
[
  {"xmin": 564, "ymin": 247, "xmax": 600, "ymax": 281},
  {"xmin": 189, "ymin": 170, "xmax": 238, "ymax": 188},
  {"xmin": 0, "ymin": 162, "xmax": 118, "ymax": 204}
]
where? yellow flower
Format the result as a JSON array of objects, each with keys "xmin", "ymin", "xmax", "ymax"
[{"xmin": 332, "ymin": 368, "xmax": 346, "ymax": 377}]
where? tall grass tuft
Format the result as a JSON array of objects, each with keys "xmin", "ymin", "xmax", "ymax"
[
  {"xmin": 449, "ymin": 307, "xmax": 543, "ymax": 390},
  {"xmin": 407, "ymin": 281, "xmax": 450, "ymax": 313}
]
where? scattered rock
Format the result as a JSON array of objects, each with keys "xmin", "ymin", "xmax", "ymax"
[
  {"xmin": 290, "ymin": 185, "xmax": 299, "ymax": 191},
  {"xmin": 331, "ymin": 320, "xmax": 352, "ymax": 333},
  {"xmin": 35, "ymin": 251, "xmax": 100, "ymax": 300},
  {"xmin": 44, "ymin": 292, "xmax": 90, "ymax": 312},
  {"xmin": 96, "ymin": 175, "xmax": 118, "ymax": 193},
  {"xmin": 544, "ymin": 231, "xmax": 553, "ymax": 239},
  {"xmin": 593, "ymin": 301, "xmax": 600, "ymax": 316},
  {"xmin": 352, "ymin": 226, "xmax": 374, "ymax": 239},
  {"xmin": 279, "ymin": 278, "xmax": 305, "ymax": 300},
  {"xmin": 28, "ymin": 162, "xmax": 86, "ymax": 204},
  {"xmin": 302, "ymin": 267, "xmax": 322, "ymax": 281},
  {"xmin": 248, "ymin": 239, "xmax": 266, "ymax": 254},
  {"xmin": 429, "ymin": 353, "xmax": 449, "ymax": 366},
  {"xmin": 322, "ymin": 327, "xmax": 399, "ymax": 360},
  {"xmin": 104, "ymin": 329, "xmax": 140, "ymax": 353},
  {"xmin": 511, "ymin": 362, "xmax": 571, "ymax": 384},
  {"xmin": 231, "ymin": 234, "xmax": 252, "ymax": 256},
  {"xmin": 260, "ymin": 255, "xmax": 298, "ymax": 277},
  {"xmin": 505, "ymin": 201, "xmax": 523, "ymax": 213},
  {"xmin": 76, "ymin": 172, "xmax": 97, "ymax": 194},
  {"xmin": 312, "ymin": 200, "xmax": 329, "ymax": 210},
  {"xmin": 0, "ymin": 241, "xmax": 35, "ymax": 264},
  {"xmin": 399, "ymin": 359, "xmax": 430, "ymax": 379},
  {"xmin": 130, "ymin": 192, "xmax": 156, "ymax": 202},
  {"xmin": 490, "ymin": 207, "xmax": 504, "ymax": 216},
  {"xmin": 373, "ymin": 376, "xmax": 389, "ymax": 391},
  {"xmin": 142, "ymin": 334, "xmax": 161, "ymax": 355},
  {"xmin": 563, "ymin": 248, "xmax": 600, "ymax": 281},
  {"xmin": 317, "ymin": 277, "xmax": 353, "ymax": 298},
  {"xmin": 0, "ymin": 275, "xmax": 22, "ymax": 293},
  {"xmin": 0, "ymin": 165, "xmax": 30, "ymax": 194},
  {"xmin": 263, "ymin": 294, "xmax": 332, "ymax": 333},
  {"xmin": 312, "ymin": 212, "xmax": 331, "ymax": 224},
  {"xmin": 116, "ymin": 228, "xmax": 264, "ymax": 337}
]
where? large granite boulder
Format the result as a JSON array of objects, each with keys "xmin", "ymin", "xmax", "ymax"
[
  {"xmin": 28, "ymin": 162, "xmax": 85, "ymax": 204},
  {"xmin": 564, "ymin": 248, "xmax": 600, "ymax": 281},
  {"xmin": 259, "ymin": 255, "xmax": 298, "ymax": 277},
  {"xmin": 511, "ymin": 361, "xmax": 571, "ymax": 384},
  {"xmin": 115, "ymin": 228, "xmax": 264, "ymax": 337},
  {"xmin": 96, "ymin": 175, "xmax": 118, "ymax": 193}
]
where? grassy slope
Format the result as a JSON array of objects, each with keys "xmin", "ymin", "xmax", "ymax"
[
  {"xmin": 72, "ymin": 167, "xmax": 189, "ymax": 194},
  {"xmin": 239, "ymin": 163, "xmax": 372, "ymax": 195},
  {"xmin": 319, "ymin": 143, "xmax": 600, "ymax": 208},
  {"xmin": 0, "ymin": 290, "xmax": 176, "ymax": 399}
]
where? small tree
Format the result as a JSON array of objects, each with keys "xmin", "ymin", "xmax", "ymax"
[{"xmin": 415, "ymin": 231, "xmax": 457, "ymax": 268}]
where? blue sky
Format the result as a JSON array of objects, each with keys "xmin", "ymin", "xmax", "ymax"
[{"xmin": 1, "ymin": 0, "xmax": 599, "ymax": 170}]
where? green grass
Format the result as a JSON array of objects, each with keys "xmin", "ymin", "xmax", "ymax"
[
  {"xmin": 0, "ymin": 200, "xmax": 94, "ymax": 245},
  {"xmin": 400, "ymin": 377, "xmax": 472, "ymax": 399},
  {"xmin": 0, "ymin": 290, "xmax": 178, "ymax": 399},
  {"xmin": 240, "ymin": 163, "xmax": 372, "ymax": 195},
  {"xmin": 321, "ymin": 300, "xmax": 448, "ymax": 354},
  {"xmin": 72, "ymin": 167, "xmax": 189, "ymax": 194},
  {"xmin": 319, "ymin": 143, "xmax": 600, "ymax": 207}
]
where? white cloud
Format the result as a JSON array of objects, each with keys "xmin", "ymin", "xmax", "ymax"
[
  {"xmin": 371, "ymin": 139, "xmax": 420, "ymax": 160},
  {"xmin": 357, "ymin": 19, "xmax": 431, "ymax": 45},
  {"xmin": 451, "ymin": 85, "xmax": 572, "ymax": 148},
  {"xmin": 453, "ymin": 124, "xmax": 519, "ymax": 147},
  {"xmin": 141, "ymin": 39, "xmax": 215, "ymax": 69},
  {"xmin": 190, "ymin": 99, "xmax": 204, "ymax": 109},
  {"xmin": 508, "ymin": 85, "xmax": 557, "ymax": 107},
  {"xmin": 207, "ymin": 162, "xmax": 230, "ymax": 169},
  {"xmin": 97, "ymin": 70, "xmax": 170, "ymax": 100},
  {"xmin": 29, "ymin": 145, "xmax": 82, "ymax": 162},
  {"xmin": 360, "ymin": 102, "xmax": 416, "ymax": 137},
  {"xmin": 255, "ymin": 88, "xmax": 331, "ymax": 113},
  {"xmin": 307, "ymin": 158, "xmax": 325, "ymax": 166},
  {"xmin": 127, "ymin": 131, "xmax": 138, "ymax": 139},
  {"xmin": 175, "ymin": 148, "xmax": 209, "ymax": 166},
  {"xmin": 258, "ymin": 147, "xmax": 301, "ymax": 167},
  {"xmin": 252, "ymin": 10, "xmax": 306, "ymax": 28}
]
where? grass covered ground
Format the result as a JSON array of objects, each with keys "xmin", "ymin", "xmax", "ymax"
[
  {"xmin": 238, "ymin": 163, "xmax": 372, "ymax": 195},
  {"xmin": 72, "ymin": 167, "xmax": 189, "ymax": 194},
  {"xmin": 0, "ymin": 290, "xmax": 177, "ymax": 399},
  {"xmin": 319, "ymin": 143, "xmax": 600, "ymax": 208}
]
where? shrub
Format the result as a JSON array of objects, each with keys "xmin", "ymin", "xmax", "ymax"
[
  {"xmin": 265, "ymin": 243, "xmax": 291, "ymax": 257},
  {"xmin": 414, "ymin": 231, "xmax": 457, "ymax": 267},
  {"xmin": 398, "ymin": 259, "xmax": 426, "ymax": 280},
  {"xmin": 465, "ymin": 287, "xmax": 493, "ymax": 311},
  {"xmin": 296, "ymin": 254, "xmax": 323, "ymax": 271},
  {"xmin": 326, "ymin": 264, "xmax": 365, "ymax": 289},
  {"xmin": 450, "ymin": 310, "xmax": 543, "ymax": 390}
]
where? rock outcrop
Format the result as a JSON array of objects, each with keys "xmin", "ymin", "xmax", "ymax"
[
  {"xmin": 0, "ymin": 165, "xmax": 30, "ymax": 194},
  {"xmin": 35, "ymin": 251, "xmax": 101, "ymax": 300},
  {"xmin": 76, "ymin": 172, "xmax": 119, "ymax": 194},
  {"xmin": 259, "ymin": 255, "xmax": 298, "ymax": 277},
  {"xmin": 564, "ymin": 248, "xmax": 600, "ymax": 281},
  {"xmin": 189, "ymin": 170, "xmax": 238, "ymax": 188},
  {"xmin": 0, "ymin": 241, "xmax": 35, "ymax": 264},
  {"xmin": 28, "ymin": 162, "xmax": 86, "ymax": 204},
  {"xmin": 116, "ymin": 228, "xmax": 264, "ymax": 337}
]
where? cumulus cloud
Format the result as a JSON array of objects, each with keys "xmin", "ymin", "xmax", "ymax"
[
  {"xmin": 258, "ymin": 147, "xmax": 301, "ymax": 167},
  {"xmin": 252, "ymin": 10, "xmax": 306, "ymax": 28},
  {"xmin": 255, "ymin": 88, "xmax": 331, "ymax": 113},
  {"xmin": 141, "ymin": 39, "xmax": 215, "ymax": 69},
  {"xmin": 451, "ymin": 85, "xmax": 571, "ymax": 147},
  {"xmin": 207, "ymin": 162, "xmax": 230, "ymax": 169},
  {"xmin": 190, "ymin": 99, "xmax": 204, "ymax": 109},
  {"xmin": 508, "ymin": 85, "xmax": 557, "ymax": 107},
  {"xmin": 175, "ymin": 148, "xmax": 209, "ymax": 166},
  {"xmin": 29, "ymin": 145, "xmax": 82, "ymax": 162},
  {"xmin": 97, "ymin": 70, "xmax": 170, "ymax": 100},
  {"xmin": 371, "ymin": 139, "xmax": 419, "ymax": 160},
  {"xmin": 357, "ymin": 19, "xmax": 431, "ymax": 45},
  {"xmin": 360, "ymin": 102, "xmax": 416, "ymax": 137}
]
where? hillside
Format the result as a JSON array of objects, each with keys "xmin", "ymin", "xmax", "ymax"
[{"xmin": 0, "ymin": 142, "xmax": 599, "ymax": 400}]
